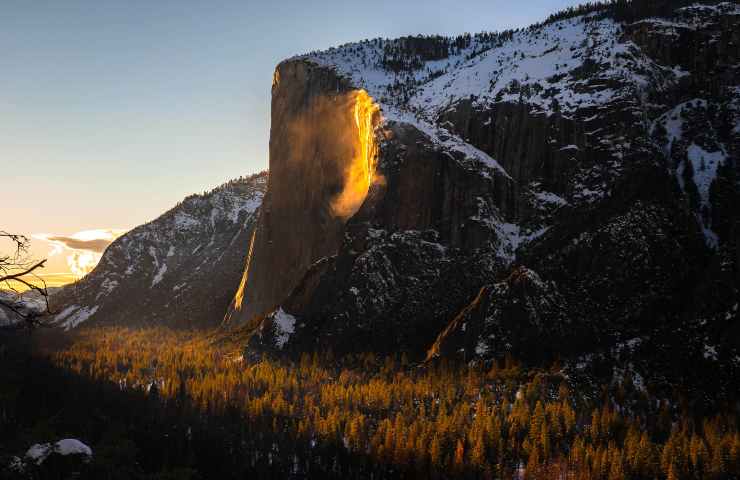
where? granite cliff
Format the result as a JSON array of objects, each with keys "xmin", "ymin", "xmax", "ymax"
[{"xmin": 234, "ymin": 1, "xmax": 739, "ymax": 399}]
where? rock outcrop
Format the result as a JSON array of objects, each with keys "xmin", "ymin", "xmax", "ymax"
[{"xmin": 224, "ymin": 61, "xmax": 381, "ymax": 326}]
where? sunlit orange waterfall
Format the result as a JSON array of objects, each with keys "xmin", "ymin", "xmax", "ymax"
[
  {"xmin": 330, "ymin": 90, "xmax": 380, "ymax": 219},
  {"xmin": 232, "ymin": 228, "xmax": 257, "ymax": 313},
  {"xmin": 225, "ymin": 82, "xmax": 381, "ymax": 325}
]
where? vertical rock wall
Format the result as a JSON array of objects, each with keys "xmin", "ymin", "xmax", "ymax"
[{"xmin": 225, "ymin": 60, "xmax": 380, "ymax": 326}]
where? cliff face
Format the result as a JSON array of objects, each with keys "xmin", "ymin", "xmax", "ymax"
[
  {"xmin": 224, "ymin": 61, "xmax": 381, "ymax": 326},
  {"xmin": 274, "ymin": 120, "xmax": 511, "ymax": 354},
  {"xmin": 234, "ymin": 2, "xmax": 739, "ymax": 397},
  {"xmin": 424, "ymin": 4, "xmax": 740, "ymax": 374}
]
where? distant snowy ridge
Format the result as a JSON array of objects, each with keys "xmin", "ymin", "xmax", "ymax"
[{"xmin": 50, "ymin": 172, "xmax": 268, "ymax": 330}]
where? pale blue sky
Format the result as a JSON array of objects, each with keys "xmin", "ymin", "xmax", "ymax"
[{"xmin": 3, "ymin": 0, "xmax": 582, "ymax": 276}]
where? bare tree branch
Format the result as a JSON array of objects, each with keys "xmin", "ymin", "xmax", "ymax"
[
  {"xmin": 0, "ymin": 260, "xmax": 47, "ymax": 283},
  {"xmin": 0, "ymin": 231, "xmax": 54, "ymax": 328}
]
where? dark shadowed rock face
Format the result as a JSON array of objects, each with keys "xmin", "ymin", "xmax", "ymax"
[
  {"xmin": 49, "ymin": 173, "xmax": 267, "ymax": 330},
  {"xmin": 241, "ymin": 2, "xmax": 738, "ymax": 397},
  {"xmin": 424, "ymin": 267, "xmax": 569, "ymax": 364},
  {"xmin": 261, "ymin": 121, "xmax": 511, "ymax": 355},
  {"xmin": 374, "ymin": 123, "xmax": 515, "ymax": 251}
]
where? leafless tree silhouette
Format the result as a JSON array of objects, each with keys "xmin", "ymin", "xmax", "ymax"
[{"xmin": 0, "ymin": 231, "xmax": 52, "ymax": 327}]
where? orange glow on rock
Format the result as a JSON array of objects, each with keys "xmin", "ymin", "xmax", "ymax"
[
  {"xmin": 233, "ymin": 228, "xmax": 257, "ymax": 312},
  {"xmin": 330, "ymin": 90, "xmax": 380, "ymax": 219}
]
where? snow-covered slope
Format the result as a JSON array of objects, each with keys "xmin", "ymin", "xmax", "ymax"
[
  {"xmin": 304, "ymin": 13, "xmax": 666, "ymax": 119},
  {"xmin": 0, "ymin": 289, "xmax": 56, "ymax": 327},
  {"xmin": 50, "ymin": 172, "xmax": 267, "ymax": 330},
  {"xmin": 302, "ymin": 3, "xmax": 739, "ymax": 115}
]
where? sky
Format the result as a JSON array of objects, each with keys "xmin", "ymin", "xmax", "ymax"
[{"xmin": 2, "ymin": 0, "xmax": 583, "ymax": 284}]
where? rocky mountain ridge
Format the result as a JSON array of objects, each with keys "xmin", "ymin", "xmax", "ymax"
[{"xmin": 48, "ymin": 173, "xmax": 267, "ymax": 329}]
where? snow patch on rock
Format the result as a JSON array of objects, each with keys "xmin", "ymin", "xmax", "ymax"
[
  {"xmin": 56, "ymin": 305, "xmax": 99, "ymax": 330},
  {"xmin": 272, "ymin": 308, "xmax": 296, "ymax": 349},
  {"xmin": 25, "ymin": 439, "xmax": 92, "ymax": 465},
  {"xmin": 151, "ymin": 263, "xmax": 168, "ymax": 287}
]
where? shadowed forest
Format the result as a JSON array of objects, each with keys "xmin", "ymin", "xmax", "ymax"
[{"xmin": 1, "ymin": 327, "xmax": 738, "ymax": 479}]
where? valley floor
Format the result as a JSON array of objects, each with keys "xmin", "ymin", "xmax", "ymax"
[{"xmin": 1, "ymin": 327, "xmax": 739, "ymax": 479}]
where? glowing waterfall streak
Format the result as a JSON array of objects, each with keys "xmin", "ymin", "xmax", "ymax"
[
  {"xmin": 331, "ymin": 90, "xmax": 380, "ymax": 219},
  {"xmin": 233, "ymin": 228, "xmax": 257, "ymax": 312}
]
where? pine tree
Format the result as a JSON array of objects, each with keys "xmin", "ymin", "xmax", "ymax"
[
  {"xmin": 469, "ymin": 429, "xmax": 487, "ymax": 470},
  {"xmin": 429, "ymin": 435, "xmax": 442, "ymax": 469},
  {"xmin": 526, "ymin": 444, "xmax": 541, "ymax": 479},
  {"xmin": 453, "ymin": 439, "xmax": 466, "ymax": 472}
]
